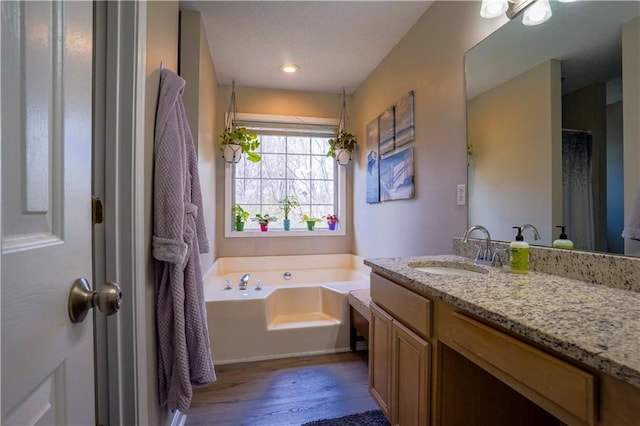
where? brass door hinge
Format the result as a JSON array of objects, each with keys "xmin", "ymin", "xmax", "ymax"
[{"xmin": 92, "ymin": 196, "xmax": 104, "ymax": 225}]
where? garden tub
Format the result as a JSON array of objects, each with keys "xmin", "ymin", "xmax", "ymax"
[{"xmin": 203, "ymin": 254, "xmax": 370, "ymax": 364}]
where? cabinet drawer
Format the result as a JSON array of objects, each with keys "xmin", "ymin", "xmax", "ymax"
[
  {"xmin": 447, "ymin": 312, "xmax": 595, "ymax": 426},
  {"xmin": 371, "ymin": 273, "xmax": 431, "ymax": 339}
]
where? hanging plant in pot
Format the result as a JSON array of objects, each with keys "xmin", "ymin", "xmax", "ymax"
[
  {"xmin": 278, "ymin": 195, "xmax": 300, "ymax": 231},
  {"xmin": 219, "ymin": 127, "xmax": 261, "ymax": 163},
  {"xmin": 327, "ymin": 89, "xmax": 357, "ymax": 166},
  {"xmin": 327, "ymin": 131, "xmax": 357, "ymax": 166},
  {"xmin": 220, "ymin": 79, "xmax": 261, "ymax": 163}
]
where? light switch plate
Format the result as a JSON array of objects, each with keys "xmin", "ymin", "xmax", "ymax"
[{"xmin": 457, "ymin": 184, "xmax": 466, "ymax": 205}]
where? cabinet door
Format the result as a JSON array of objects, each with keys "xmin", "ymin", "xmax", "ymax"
[
  {"xmin": 369, "ymin": 302, "xmax": 393, "ymax": 418},
  {"xmin": 391, "ymin": 320, "xmax": 430, "ymax": 426}
]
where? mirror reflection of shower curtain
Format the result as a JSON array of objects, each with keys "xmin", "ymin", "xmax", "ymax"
[{"xmin": 562, "ymin": 130, "xmax": 595, "ymax": 251}]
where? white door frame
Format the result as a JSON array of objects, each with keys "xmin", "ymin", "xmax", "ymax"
[{"xmin": 94, "ymin": 1, "xmax": 152, "ymax": 425}]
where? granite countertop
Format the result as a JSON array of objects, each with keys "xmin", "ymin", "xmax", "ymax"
[{"xmin": 364, "ymin": 255, "xmax": 640, "ymax": 389}]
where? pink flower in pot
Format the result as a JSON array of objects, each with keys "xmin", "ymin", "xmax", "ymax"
[{"xmin": 326, "ymin": 214, "xmax": 339, "ymax": 230}]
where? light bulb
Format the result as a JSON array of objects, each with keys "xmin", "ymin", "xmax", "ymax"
[
  {"xmin": 522, "ymin": 0, "xmax": 552, "ymax": 26},
  {"xmin": 281, "ymin": 64, "xmax": 299, "ymax": 74},
  {"xmin": 480, "ymin": 0, "xmax": 509, "ymax": 18}
]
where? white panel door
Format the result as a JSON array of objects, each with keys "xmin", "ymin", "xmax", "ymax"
[{"xmin": 1, "ymin": 1, "xmax": 95, "ymax": 424}]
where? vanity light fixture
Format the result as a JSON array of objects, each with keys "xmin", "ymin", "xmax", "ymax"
[
  {"xmin": 480, "ymin": 0, "xmax": 508, "ymax": 18},
  {"xmin": 522, "ymin": 0, "xmax": 552, "ymax": 26},
  {"xmin": 481, "ymin": 0, "xmax": 573, "ymax": 26},
  {"xmin": 281, "ymin": 64, "xmax": 299, "ymax": 74}
]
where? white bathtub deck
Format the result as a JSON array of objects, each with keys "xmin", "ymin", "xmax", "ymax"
[
  {"xmin": 204, "ymin": 254, "xmax": 371, "ymax": 364},
  {"xmin": 268, "ymin": 312, "xmax": 340, "ymax": 330}
]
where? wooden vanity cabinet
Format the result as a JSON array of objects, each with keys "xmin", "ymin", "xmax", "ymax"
[
  {"xmin": 390, "ymin": 318, "xmax": 430, "ymax": 425},
  {"xmin": 438, "ymin": 306, "xmax": 596, "ymax": 425},
  {"xmin": 368, "ymin": 271, "xmax": 640, "ymax": 426},
  {"xmin": 369, "ymin": 273, "xmax": 432, "ymax": 425},
  {"xmin": 369, "ymin": 303, "xmax": 392, "ymax": 417}
]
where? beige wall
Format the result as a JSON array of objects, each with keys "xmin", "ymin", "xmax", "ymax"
[
  {"xmin": 563, "ymin": 83, "xmax": 607, "ymax": 251},
  {"xmin": 214, "ymin": 85, "xmax": 353, "ymax": 257},
  {"xmin": 623, "ymin": 16, "xmax": 640, "ymax": 256},
  {"xmin": 144, "ymin": 1, "xmax": 179, "ymax": 424},
  {"xmin": 352, "ymin": 1, "xmax": 505, "ymax": 257},
  {"xmin": 180, "ymin": 11, "xmax": 218, "ymax": 271},
  {"xmin": 468, "ymin": 60, "xmax": 561, "ymax": 246}
]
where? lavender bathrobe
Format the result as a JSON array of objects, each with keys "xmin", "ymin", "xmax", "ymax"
[{"xmin": 152, "ymin": 69, "xmax": 216, "ymax": 412}]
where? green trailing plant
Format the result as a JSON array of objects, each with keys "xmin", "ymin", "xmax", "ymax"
[
  {"xmin": 232, "ymin": 205, "xmax": 250, "ymax": 223},
  {"xmin": 219, "ymin": 127, "xmax": 261, "ymax": 162},
  {"xmin": 326, "ymin": 131, "xmax": 358, "ymax": 158},
  {"xmin": 278, "ymin": 195, "xmax": 300, "ymax": 220}
]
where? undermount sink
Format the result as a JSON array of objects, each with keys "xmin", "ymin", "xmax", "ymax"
[{"xmin": 409, "ymin": 261, "xmax": 488, "ymax": 277}]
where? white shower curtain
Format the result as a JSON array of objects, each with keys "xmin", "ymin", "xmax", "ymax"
[{"xmin": 562, "ymin": 130, "xmax": 595, "ymax": 251}]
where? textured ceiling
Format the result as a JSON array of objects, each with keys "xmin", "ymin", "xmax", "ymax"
[{"xmin": 179, "ymin": 1, "xmax": 433, "ymax": 94}]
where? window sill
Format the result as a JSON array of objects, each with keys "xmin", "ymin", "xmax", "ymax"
[{"xmin": 224, "ymin": 229, "xmax": 346, "ymax": 238}]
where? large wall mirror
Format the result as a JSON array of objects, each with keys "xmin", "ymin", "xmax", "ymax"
[{"xmin": 465, "ymin": 1, "xmax": 639, "ymax": 256}]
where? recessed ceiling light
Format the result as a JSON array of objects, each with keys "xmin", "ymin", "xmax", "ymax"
[{"xmin": 281, "ymin": 64, "xmax": 299, "ymax": 74}]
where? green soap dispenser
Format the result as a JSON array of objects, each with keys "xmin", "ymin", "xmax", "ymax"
[
  {"xmin": 510, "ymin": 226, "xmax": 529, "ymax": 274},
  {"xmin": 553, "ymin": 225, "xmax": 574, "ymax": 250}
]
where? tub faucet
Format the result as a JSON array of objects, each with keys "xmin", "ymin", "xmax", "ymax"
[
  {"xmin": 462, "ymin": 225, "xmax": 492, "ymax": 265},
  {"xmin": 521, "ymin": 224, "xmax": 541, "ymax": 241},
  {"xmin": 239, "ymin": 273, "xmax": 250, "ymax": 290}
]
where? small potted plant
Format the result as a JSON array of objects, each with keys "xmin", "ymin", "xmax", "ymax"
[
  {"xmin": 219, "ymin": 127, "xmax": 261, "ymax": 163},
  {"xmin": 232, "ymin": 205, "xmax": 250, "ymax": 231},
  {"xmin": 255, "ymin": 213, "xmax": 276, "ymax": 232},
  {"xmin": 326, "ymin": 214, "xmax": 339, "ymax": 231},
  {"xmin": 327, "ymin": 131, "xmax": 357, "ymax": 166},
  {"xmin": 278, "ymin": 195, "xmax": 300, "ymax": 231},
  {"xmin": 301, "ymin": 214, "xmax": 322, "ymax": 231}
]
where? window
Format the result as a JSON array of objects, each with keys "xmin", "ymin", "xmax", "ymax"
[{"xmin": 225, "ymin": 114, "xmax": 345, "ymax": 237}]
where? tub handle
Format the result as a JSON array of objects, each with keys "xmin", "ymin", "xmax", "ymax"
[{"xmin": 283, "ymin": 272, "xmax": 292, "ymax": 280}]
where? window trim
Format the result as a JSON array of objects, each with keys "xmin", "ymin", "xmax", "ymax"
[{"xmin": 224, "ymin": 113, "xmax": 346, "ymax": 238}]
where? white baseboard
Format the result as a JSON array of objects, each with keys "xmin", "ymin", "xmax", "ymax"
[{"xmin": 214, "ymin": 346, "xmax": 353, "ymax": 365}]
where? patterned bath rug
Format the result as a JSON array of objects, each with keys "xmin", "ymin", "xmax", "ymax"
[{"xmin": 301, "ymin": 410, "xmax": 390, "ymax": 426}]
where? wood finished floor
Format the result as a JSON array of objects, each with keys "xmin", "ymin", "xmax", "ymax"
[{"xmin": 186, "ymin": 351, "xmax": 378, "ymax": 426}]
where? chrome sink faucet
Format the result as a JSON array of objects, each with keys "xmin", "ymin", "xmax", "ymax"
[
  {"xmin": 238, "ymin": 273, "xmax": 250, "ymax": 290},
  {"xmin": 462, "ymin": 225, "xmax": 492, "ymax": 265},
  {"xmin": 521, "ymin": 224, "xmax": 541, "ymax": 241}
]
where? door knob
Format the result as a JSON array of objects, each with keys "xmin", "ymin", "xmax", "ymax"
[{"xmin": 68, "ymin": 278, "xmax": 122, "ymax": 323}]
